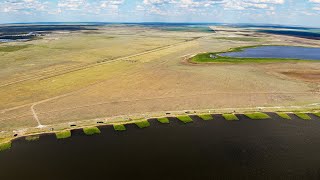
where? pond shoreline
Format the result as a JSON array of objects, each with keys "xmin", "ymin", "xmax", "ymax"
[{"xmin": 189, "ymin": 45, "xmax": 320, "ymax": 64}]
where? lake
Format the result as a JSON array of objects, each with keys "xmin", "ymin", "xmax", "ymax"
[
  {"xmin": 220, "ymin": 46, "xmax": 320, "ymax": 60},
  {"xmin": 1, "ymin": 113, "xmax": 320, "ymax": 180}
]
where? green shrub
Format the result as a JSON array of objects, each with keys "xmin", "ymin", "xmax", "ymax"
[
  {"xmin": 55, "ymin": 130, "xmax": 71, "ymax": 139},
  {"xmin": 222, "ymin": 114, "xmax": 239, "ymax": 121},
  {"xmin": 135, "ymin": 120, "xmax": 150, "ymax": 128},
  {"xmin": 198, "ymin": 114, "xmax": 214, "ymax": 121},
  {"xmin": 295, "ymin": 113, "xmax": 312, "ymax": 120},
  {"xmin": 244, "ymin": 112, "xmax": 270, "ymax": 120},
  {"xmin": 113, "ymin": 124, "xmax": 126, "ymax": 131},
  {"xmin": 25, "ymin": 135, "xmax": 40, "ymax": 141},
  {"xmin": 157, "ymin": 117, "xmax": 170, "ymax": 124},
  {"xmin": 0, "ymin": 141, "xmax": 11, "ymax": 152},
  {"xmin": 83, "ymin": 127, "xmax": 101, "ymax": 135},
  {"xmin": 277, "ymin": 113, "xmax": 291, "ymax": 120},
  {"xmin": 177, "ymin": 116, "xmax": 193, "ymax": 123}
]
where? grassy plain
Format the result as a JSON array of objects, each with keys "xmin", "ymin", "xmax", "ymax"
[{"xmin": 1, "ymin": 25, "xmax": 320, "ymax": 133}]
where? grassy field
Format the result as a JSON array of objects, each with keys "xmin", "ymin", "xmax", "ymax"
[
  {"xmin": 83, "ymin": 127, "xmax": 101, "ymax": 135},
  {"xmin": 113, "ymin": 124, "xmax": 126, "ymax": 131},
  {"xmin": 177, "ymin": 116, "xmax": 193, "ymax": 123},
  {"xmin": 135, "ymin": 120, "xmax": 151, "ymax": 128},
  {"xmin": 157, "ymin": 117, "xmax": 170, "ymax": 124},
  {"xmin": 25, "ymin": 135, "xmax": 40, "ymax": 141},
  {"xmin": 0, "ymin": 141, "xmax": 11, "ymax": 152},
  {"xmin": 222, "ymin": 114, "xmax": 239, "ymax": 121},
  {"xmin": 314, "ymin": 112, "xmax": 320, "ymax": 117},
  {"xmin": 277, "ymin": 113, "xmax": 292, "ymax": 120},
  {"xmin": 55, "ymin": 130, "xmax": 72, "ymax": 139},
  {"xmin": 244, "ymin": 112, "xmax": 271, "ymax": 120},
  {"xmin": 1, "ymin": 25, "xmax": 320, "ymax": 132},
  {"xmin": 295, "ymin": 113, "xmax": 312, "ymax": 120},
  {"xmin": 0, "ymin": 45, "xmax": 31, "ymax": 52},
  {"xmin": 198, "ymin": 114, "xmax": 214, "ymax": 121}
]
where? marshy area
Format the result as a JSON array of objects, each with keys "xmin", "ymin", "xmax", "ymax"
[{"xmin": 1, "ymin": 112, "xmax": 320, "ymax": 180}]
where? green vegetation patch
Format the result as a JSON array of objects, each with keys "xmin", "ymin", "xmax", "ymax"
[
  {"xmin": 55, "ymin": 130, "xmax": 71, "ymax": 139},
  {"xmin": 25, "ymin": 135, "xmax": 40, "ymax": 141},
  {"xmin": 0, "ymin": 45, "xmax": 30, "ymax": 52},
  {"xmin": 277, "ymin": 113, "xmax": 291, "ymax": 120},
  {"xmin": 314, "ymin": 112, "xmax": 320, "ymax": 118},
  {"xmin": 177, "ymin": 116, "xmax": 193, "ymax": 123},
  {"xmin": 157, "ymin": 117, "xmax": 170, "ymax": 124},
  {"xmin": 222, "ymin": 114, "xmax": 239, "ymax": 121},
  {"xmin": 83, "ymin": 127, "xmax": 101, "ymax": 135},
  {"xmin": 113, "ymin": 124, "xmax": 126, "ymax": 131},
  {"xmin": 198, "ymin": 114, "xmax": 214, "ymax": 121},
  {"xmin": 0, "ymin": 141, "xmax": 12, "ymax": 152},
  {"xmin": 244, "ymin": 112, "xmax": 271, "ymax": 120},
  {"xmin": 135, "ymin": 120, "xmax": 151, "ymax": 128},
  {"xmin": 295, "ymin": 113, "xmax": 312, "ymax": 120}
]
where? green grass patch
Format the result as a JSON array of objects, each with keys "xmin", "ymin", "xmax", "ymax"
[
  {"xmin": 113, "ymin": 124, "xmax": 126, "ymax": 131},
  {"xmin": 157, "ymin": 117, "xmax": 170, "ymax": 124},
  {"xmin": 0, "ymin": 45, "xmax": 30, "ymax": 52},
  {"xmin": 222, "ymin": 114, "xmax": 239, "ymax": 121},
  {"xmin": 277, "ymin": 113, "xmax": 291, "ymax": 120},
  {"xmin": 55, "ymin": 130, "xmax": 71, "ymax": 139},
  {"xmin": 25, "ymin": 135, "xmax": 40, "ymax": 141},
  {"xmin": 198, "ymin": 114, "xmax": 214, "ymax": 121},
  {"xmin": 314, "ymin": 112, "xmax": 320, "ymax": 118},
  {"xmin": 177, "ymin": 116, "xmax": 193, "ymax": 123},
  {"xmin": 190, "ymin": 45, "xmax": 310, "ymax": 64},
  {"xmin": 295, "ymin": 113, "xmax": 312, "ymax": 120},
  {"xmin": 0, "ymin": 141, "xmax": 12, "ymax": 152},
  {"xmin": 135, "ymin": 120, "xmax": 151, "ymax": 128},
  {"xmin": 83, "ymin": 127, "xmax": 101, "ymax": 135},
  {"xmin": 244, "ymin": 112, "xmax": 271, "ymax": 120}
]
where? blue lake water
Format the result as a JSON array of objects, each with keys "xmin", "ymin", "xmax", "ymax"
[{"xmin": 220, "ymin": 46, "xmax": 320, "ymax": 60}]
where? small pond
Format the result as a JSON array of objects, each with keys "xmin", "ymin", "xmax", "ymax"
[
  {"xmin": 1, "ymin": 113, "xmax": 320, "ymax": 180},
  {"xmin": 220, "ymin": 46, "xmax": 320, "ymax": 60}
]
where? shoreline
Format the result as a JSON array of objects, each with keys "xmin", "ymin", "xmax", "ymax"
[{"xmin": 1, "ymin": 103, "xmax": 320, "ymax": 152}]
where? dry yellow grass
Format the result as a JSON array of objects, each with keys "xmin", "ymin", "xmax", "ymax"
[{"xmin": 1, "ymin": 26, "xmax": 320, "ymax": 131}]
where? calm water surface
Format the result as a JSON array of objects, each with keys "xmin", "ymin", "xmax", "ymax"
[
  {"xmin": 1, "ymin": 114, "xmax": 320, "ymax": 180},
  {"xmin": 220, "ymin": 46, "xmax": 320, "ymax": 60}
]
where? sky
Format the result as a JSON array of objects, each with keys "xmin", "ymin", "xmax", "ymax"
[{"xmin": 0, "ymin": 0, "xmax": 320, "ymax": 27}]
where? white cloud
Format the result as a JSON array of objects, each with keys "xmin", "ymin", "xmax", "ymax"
[{"xmin": 0, "ymin": 0, "xmax": 48, "ymax": 13}]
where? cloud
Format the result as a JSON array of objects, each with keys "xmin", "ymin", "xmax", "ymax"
[{"xmin": 0, "ymin": 0, "xmax": 48, "ymax": 13}]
